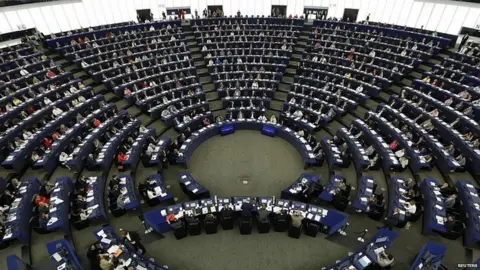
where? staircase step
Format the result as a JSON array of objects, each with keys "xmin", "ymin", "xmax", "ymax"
[
  {"xmin": 115, "ymin": 99, "xmax": 130, "ymax": 110},
  {"xmin": 195, "ymin": 61, "xmax": 206, "ymax": 68},
  {"xmin": 196, "ymin": 68, "xmax": 208, "ymax": 75},
  {"xmin": 203, "ymin": 83, "xmax": 215, "ymax": 92},
  {"xmin": 274, "ymin": 91, "xmax": 288, "ymax": 100},
  {"xmin": 411, "ymin": 71, "xmax": 422, "ymax": 79},
  {"xmin": 281, "ymin": 76, "xmax": 294, "ymax": 84},
  {"xmin": 208, "ymin": 100, "xmax": 224, "ymax": 111},
  {"xmin": 286, "ymin": 68, "xmax": 297, "ymax": 75},
  {"xmin": 199, "ymin": 76, "xmax": 212, "ymax": 84},
  {"xmin": 104, "ymin": 92, "xmax": 117, "ymax": 102},
  {"xmin": 279, "ymin": 83, "xmax": 292, "ymax": 92},
  {"xmin": 126, "ymin": 106, "xmax": 142, "ymax": 117},
  {"xmin": 418, "ymin": 64, "xmax": 432, "ymax": 71},
  {"xmin": 205, "ymin": 91, "xmax": 218, "ymax": 100},
  {"xmin": 270, "ymin": 100, "xmax": 284, "ymax": 111},
  {"xmin": 83, "ymin": 78, "xmax": 94, "ymax": 86},
  {"xmin": 93, "ymin": 84, "xmax": 105, "ymax": 94}
]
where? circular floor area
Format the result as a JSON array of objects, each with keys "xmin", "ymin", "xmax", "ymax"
[{"xmin": 188, "ymin": 130, "xmax": 308, "ymax": 196}]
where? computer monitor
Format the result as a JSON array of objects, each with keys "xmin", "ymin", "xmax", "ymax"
[
  {"xmin": 358, "ymin": 256, "xmax": 372, "ymax": 267},
  {"xmin": 375, "ymin": 236, "xmax": 389, "ymax": 244}
]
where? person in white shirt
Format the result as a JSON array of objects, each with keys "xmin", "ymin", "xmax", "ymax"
[
  {"xmin": 400, "ymin": 49, "xmax": 407, "ymax": 56},
  {"xmin": 293, "ymin": 110, "xmax": 303, "ymax": 119},
  {"xmin": 149, "ymin": 25, "xmax": 155, "ymax": 31},
  {"xmin": 252, "ymin": 81, "xmax": 259, "ymax": 89},
  {"xmin": 269, "ymin": 114, "xmax": 277, "ymax": 124},
  {"xmin": 404, "ymin": 200, "xmax": 416, "ymax": 214},
  {"xmin": 81, "ymin": 60, "xmax": 89, "ymax": 68},
  {"xmin": 146, "ymin": 143, "xmax": 156, "ymax": 156},
  {"xmin": 238, "ymin": 111, "xmax": 244, "ymax": 120},
  {"xmin": 369, "ymin": 50, "xmax": 376, "ymax": 57},
  {"xmin": 44, "ymin": 97, "xmax": 52, "ymax": 105},
  {"xmin": 297, "ymin": 130, "xmax": 305, "ymax": 137},
  {"xmin": 202, "ymin": 45, "xmax": 207, "ymax": 51},
  {"xmin": 237, "ymin": 58, "xmax": 242, "ymax": 64},
  {"xmin": 52, "ymin": 106, "xmax": 64, "ymax": 117},
  {"xmin": 355, "ymin": 85, "xmax": 363, "ymax": 93},
  {"xmin": 183, "ymin": 114, "xmax": 192, "ymax": 123},
  {"xmin": 208, "ymin": 59, "xmax": 214, "ymax": 66},
  {"xmin": 147, "ymin": 189, "xmax": 158, "ymax": 199},
  {"xmin": 20, "ymin": 69, "xmax": 29, "ymax": 76},
  {"xmin": 258, "ymin": 114, "xmax": 267, "ymax": 122}
]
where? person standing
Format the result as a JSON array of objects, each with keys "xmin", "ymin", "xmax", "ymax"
[
  {"xmin": 120, "ymin": 229, "xmax": 147, "ymax": 254},
  {"xmin": 459, "ymin": 33, "xmax": 470, "ymax": 52}
]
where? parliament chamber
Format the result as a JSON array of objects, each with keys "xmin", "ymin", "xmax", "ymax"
[{"xmin": 0, "ymin": 0, "xmax": 480, "ymax": 269}]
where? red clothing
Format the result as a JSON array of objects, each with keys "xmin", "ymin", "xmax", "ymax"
[
  {"xmin": 117, "ymin": 153, "xmax": 127, "ymax": 163},
  {"xmin": 42, "ymin": 137, "xmax": 52, "ymax": 148},
  {"xmin": 124, "ymin": 88, "xmax": 132, "ymax": 95},
  {"xmin": 93, "ymin": 119, "xmax": 101, "ymax": 127},
  {"xmin": 27, "ymin": 107, "xmax": 36, "ymax": 114},
  {"xmin": 142, "ymin": 82, "xmax": 148, "ymax": 89},
  {"xmin": 389, "ymin": 141, "xmax": 398, "ymax": 151},
  {"xmin": 46, "ymin": 71, "xmax": 56, "ymax": 78},
  {"xmin": 166, "ymin": 214, "xmax": 176, "ymax": 222},
  {"xmin": 78, "ymin": 38, "xmax": 84, "ymax": 45},
  {"xmin": 35, "ymin": 195, "xmax": 50, "ymax": 206}
]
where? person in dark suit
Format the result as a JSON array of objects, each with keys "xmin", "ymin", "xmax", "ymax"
[
  {"xmin": 444, "ymin": 215, "xmax": 456, "ymax": 232},
  {"xmin": 119, "ymin": 229, "xmax": 146, "ymax": 254},
  {"xmin": 383, "ymin": 208, "xmax": 399, "ymax": 230},
  {"xmin": 257, "ymin": 206, "xmax": 270, "ymax": 223},
  {"xmin": 241, "ymin": 201, "xmax": 254, "ymax": 217}
]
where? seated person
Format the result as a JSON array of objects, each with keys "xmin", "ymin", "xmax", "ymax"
[
  {"xmin": 33, "ymin": 194, "xmax": 50, "ymax": 207},
  {"xmin": 290, "ymin": 210, "xmax": 303, "ymax": 228},
  {"xmin": 444, "ymin": 194, "xmax": 457, "ymax": 209},
  {"xmin": 269, "ymin": 114, "xmax": 277, "ymax": 124},
  {"xmin": 444, "ymin": 215, "xmax": 456, "ymax": 232},
  {"xmin": 375, "ymin": 249, "xmax": 395, "ymax": 267}
]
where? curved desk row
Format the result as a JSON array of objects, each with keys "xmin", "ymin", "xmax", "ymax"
[
  {"xmin": 148, "ymin": 136, "xmax": 171, "ymax": 167},
  {"xmin": 144, "ymin": 195, "xmax": 347, "ymax": 237},
  {"xmin": 2, "ymin": 92, "xmax": 102, "ymax": 172},
  {"xmin": 179, "ymin": 173, "xmax": 210, "ymax": 200},
  {"xmin": 46, "ymin": 239, "xmax": 84, "ymax": 270},
  {"xmin": 313, "ymin": 20, "xmax": 450, "ymax": 48},
  {"xmin": 2, "ymin": 177, "xmax": 41, "ymax": 245},
  {"xmin": 336, "ymin": 128, "xmax": 369, "ymax": 172},
  {"xmin": 176, "ymin": 120, "xmax": 317, "ymax": 169},
  {"xmin": 455, "ymin": 181, "xmax": 480, "ymax": 247},
  {"xmin": 46, "ymin": 176, "xmax": 73, "ymax": 233},
  {"xmin": 351, "ymin": 119, "xmax": 400, "ymax": 171},
  {"xmin": 409, "ymin": 242, "xmax": 446, "ymax": 270},
  {"xmin": 142, "ymin": 174, "xmax": 174, "ymax": 206},
  {"xmin": 123, "ymin": 127, "xmax": 156, "ymax": 171},
  {"xmin": 324, "ymin": 228, "xmax": 397, "ymax": 270},
  {"xmin": 93, "ymin": 119, "xmax": 141, "ymax": 171},
  {"xmin": 117, "ymin": 175, "xmax": 140, "ymax": 211},
  {"xmin": 419, "ymin": 178, "xmax": 446, "ymax": 236},
  {"xmin": 94, "ymin": 226, "xmax": 168, "ymax": 270},
  {"xmin": 380, "ymin": 99, "xmax": 461, "ymax": 175},
  {"xmin": 47, "ymin": 20, "xmax": 182, "ymax": 47},
  {"xmin": 66, "ymin": 110, "xmax": 127, "ymax": 172},
  {"xmin": 280, "ymin": 173, "xmax": 320, "ymax": 203},
  {"xmin": 35, "ymin": 103, "xmax": 116, "ymax": 173},
  {"xmin": 322, "ymin": 138, "xmax": 347, "ymax": 171},
  {"xmin": 367, "ymin": 110, "xmax": 430, "ymax": 173},
  {"xmin": 391, "ymin": 94, "xmax": 480, "ymax": 175}
]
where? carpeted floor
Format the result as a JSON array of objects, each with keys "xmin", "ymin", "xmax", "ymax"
[{"xmin": 187, "ymin": 130, "xmax": 317, "ymax": 196}]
